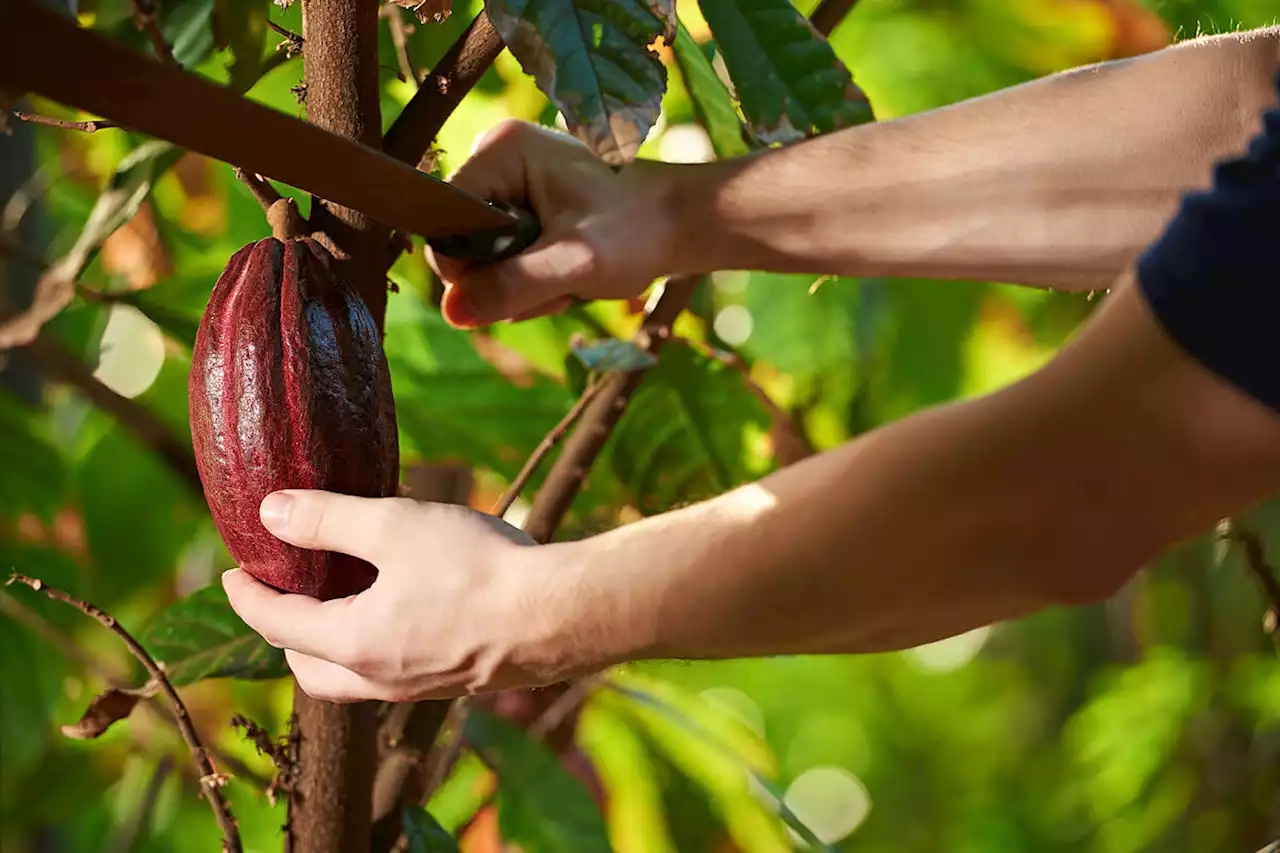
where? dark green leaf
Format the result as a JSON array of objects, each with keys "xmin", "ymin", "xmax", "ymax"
[
  {"xmin": 465, "ymin": 709, "xmax": 613, "ymax": 853},
  {"xmin": 670, "ymin": 22, "xmax": 750, "ymax": 158},
  {"xmin": 140, "ymin": 584, "xmax": 288, "ymax": 686},
  {"xmin": 571, "ymin": 338, "xmax": 658, "ymax": 373},
  {"xmin": 601, "ymin": 343, "xmax": 769, "ymax": 513},
  {"xmin": 485, "ymin": 0, "xmax": 668, "ymax": 165},
  {"xmin": 166, "ymin": 0, "xmax": 217, "ymax": 67},
  {"xmin": 698, "ymin": 0, "xmax": 873, "ymax": 143},
  {"xmin": 402, "ymin": 806, "xmax": 461, "ymax": 853}
]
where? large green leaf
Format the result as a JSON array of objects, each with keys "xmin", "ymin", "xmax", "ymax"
[
  {"xmin": 213, "ymin": 0, "xmax": 270, "ymax": 91},
  {"xmin": 670, "ymin": 21, "xmax": 750, "ymax": 158},
  {"xmin": 465, "ymin": 709, "xmax": 614, "ymax": 853},
  {"xmin": 742, "ymin": 274, "xmax": 869, "ymax": 383},
  {"xmin": 484, "ymin": 0, "xmax": 668, "ymax": 164},
  {"xmin": 403, "ymin": 806, "xmax": 461, "ymax": 853},
  {"xmin": 697, "ymin": 0, "xmax": 872, "ymax": 143},
  {"xmin": 600, "ymin": 342, "xmax": 770, "ymax": 514},
  {"xmin": 139, "ymin": 583, "xmax": 288, "ymax": 686}
]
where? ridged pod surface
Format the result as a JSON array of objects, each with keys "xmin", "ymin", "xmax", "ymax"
[{"xmin": 189, "ymin": 237, "xmax": 398, "ymax": 600}]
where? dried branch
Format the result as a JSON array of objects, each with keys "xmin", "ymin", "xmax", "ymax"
[
  {"xmin": 382, "ymin": 4, "xmax": 419, "ymax": 84},
  {"xmin": 1224, "ymin": 524, "xmax": 1280, "ymax": 648},
  {"xmin": 130, "ymin": 0, "xmax": 177, "ymax": 67},
  {"xmin": 12, "ymin": 111, "xmax": 120, "ymax": 133},
  {"xmin": 492, "ymin": 379, "xmax": 605, "ymax": 518},
  {"xmin": 6, "ymin": 574, "xmax": 241, "ymax": 853},
  {"xmin": 22, "ymin": 333, "xmax": 203, "ymax": 493}
]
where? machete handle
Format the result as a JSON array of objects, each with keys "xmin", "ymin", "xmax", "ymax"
[{"xmin": 427, "ymin": 201, "xmax": 542, "ymax": 265}]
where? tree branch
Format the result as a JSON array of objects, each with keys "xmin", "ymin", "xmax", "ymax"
[
  {"xmin": 808, "ymin": 0, "xmax": 861, "ymax": 38},
  {"xmin": 492, "ymin": 378, "xmax": 605, "ymax": 518},
  {"xmin": 22, "ymin": 332, "xmax": 203, "ymax": 493},
  {"xmin": 382, "ymin": 11, "xmax": 503, "ymax": 168},
  {"xmin": 234, "ymin": 167, "xmax": 285, "ymax": 212},
  {"xmin": 268, "ymin": 20, "xmax": 305, "ymax": 57},
  {"xmin": 6, "ymin": 573, "xmax": 242, "ymax": 853}
]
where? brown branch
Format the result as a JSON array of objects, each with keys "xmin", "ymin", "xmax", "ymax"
[
  {"xmin": 6, "ymin": 573, "xmax": 242, "ymax": 853},
  {"xmin": 492, "ymin": 379, "xmax": 606, "ymax": 518},
  {"xmin": 130, "ymin": 0, "xmax": 177, "ymax": 67},
  {"xmin": 21, "ymin": 333, "xmax": 203, "ymax": 493},
  {"xmin": 1225, "ymin": 525, "xmax": 1280, "ymax": 648},
  {"xmin": 234, "ymin": 167, "xmax": 285, "ymax": 212},
  {"xmin": 382, "ymin": 4, "xmax": 420, "ymax": 84},
  {"xmin": 808, "ymin": 0, "xmax": 861, "ymax": 38},
  {"xmin": 12, "ymin": 111, "xmax": 119, "ymax": 133},
  {"xmin": 382, "ymin": 11, "xmax": 503, "ymax": 168}
]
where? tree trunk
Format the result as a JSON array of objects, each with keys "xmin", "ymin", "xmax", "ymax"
[{"xmin": 288, "ymin": 0, "xmax": 388, "ymax": 851}]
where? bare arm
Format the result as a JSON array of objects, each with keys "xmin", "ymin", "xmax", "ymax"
[
  {"xmin": 669, "ymin": 26, "xmax": 1280, "ymax": 290},
  {"xmin": 432, "ymin": 27, "xmax": 1280, "ymax": 326},
  {"xmin": 533, "ymin": 275, "xmax": 1280, "ymax": 669}
]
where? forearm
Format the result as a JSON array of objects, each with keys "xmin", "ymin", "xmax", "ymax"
[
  {"xmin": 534, "ymin": 281, "xmax": 1280, "ymax": 672},
  {"xmin": 661, "ymin": 27, "xmax": 1279, "ymax": 291}
]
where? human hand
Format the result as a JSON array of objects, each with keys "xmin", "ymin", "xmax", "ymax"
[
  {"xmin": 427, "ymin": 120, "xmax": 686, "ymax": 328},
  {"xmin": 221, "ymin": 489, "xmax": 588, "ymax": 703}
]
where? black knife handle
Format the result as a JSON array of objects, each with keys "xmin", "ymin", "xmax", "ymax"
[{"xmin": 426, "ymin": 201, "xmax": 542, "ymax": 265}]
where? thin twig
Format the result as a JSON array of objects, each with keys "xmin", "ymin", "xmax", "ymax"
[
  {"xmin": 808, "ymin": 0, "xmax": 861, "ymax": 37},
  {"xmin": 12, "ymin": 111, "xmax": 120, "ymax": 133},
  {"xmin": 130, "ymin": 0, "xmax": 177, "ymax": 67},
  {"xmin": 382, "ymin": 4, "xmax": 419, "ymax": 84},
  {"xmin": 420, "ymin": 698, "xmax": 471, "ymax": 801},
  {"xmin": 492, "ymin": 379, "xmax": 606, "ymax": 518},
  {"xmin": 1224, "ymin": 525, "xmax": 1280, "ymax": 647},
  {"xmin": 6, "ymin": 574, "xmax": 242, "ymax": 853}
]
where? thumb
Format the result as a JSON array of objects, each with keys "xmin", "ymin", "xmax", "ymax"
[
  {"xmin": 258, "ymin": 490, "xmax": 402, "ymax": 563},
  {"xmin": 438, "ymin": 237, "xmax": 594, "ymax": 328}
]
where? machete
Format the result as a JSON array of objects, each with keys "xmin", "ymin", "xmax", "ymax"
[{"xmin": 0, "ymin": 0, "xmax": 540, "ymax": 264}]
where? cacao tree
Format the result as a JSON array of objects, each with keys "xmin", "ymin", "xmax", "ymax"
[{"xmin": 2, "ymin": 0, "xmax": 1280, "ymax": 852}]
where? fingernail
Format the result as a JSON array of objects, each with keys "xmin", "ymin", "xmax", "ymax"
[{"xmin": 260, "ymin": 493, "xmax": 294, "ymax": 530}]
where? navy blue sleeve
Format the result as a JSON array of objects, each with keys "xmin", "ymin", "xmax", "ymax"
[{"xmin": 1136, "ymin": 71, "xmax": 1280, "ymax": 414}]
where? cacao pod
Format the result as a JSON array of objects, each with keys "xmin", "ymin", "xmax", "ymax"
[{"xmin": 189, "ymin": 237, "xmax": 398, "ymax": 600}]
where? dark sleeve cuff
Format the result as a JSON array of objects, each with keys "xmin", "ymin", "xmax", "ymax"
[{"xmin": 1136, "ymin": 71, "xmax": 1280, "ymax": 415}]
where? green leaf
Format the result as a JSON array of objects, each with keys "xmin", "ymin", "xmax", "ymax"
[
  {"xmin": 742, "ymin": 274, "xmax": 869, "ymax": 382},
  {"xmin": 697, "ymin": 0, "xmax": 873, "ymax": 143},
  {"xmin": 600, "ymin": 343, "xmax": 769, "ymax": 513},
  {"xmin": 485, "ymin": 0, "xmax": 668, "ymax": 165},
  {"xmin": 572, "ymin": 338, "xmax": 658, "ymax": 373},
  {"xmin": 465, "ymin": 709, "xmax": 614, "ymax": 853},
  {"xmin": 670, "ymin": 22, "xmax": 750, "ymax": 158},
  {"xmin": 140, "ymin": 584, "xmax": 288, "ymax": 686},
  {"xmin": 166, "ymin": 0, "xmax": 218, "ymax": 67},
  {"xmin": 402, "ymin": 806, "xmax": 461, "ymax": 853}
]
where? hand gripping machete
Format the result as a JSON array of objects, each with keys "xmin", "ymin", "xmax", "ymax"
[{"xmin": 0, "ymin": 0, "xmax": 541, "ymax": 265}]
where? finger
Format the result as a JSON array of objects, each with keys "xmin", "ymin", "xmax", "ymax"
[
  {"xmin": 258, "ymin": 489, "xmax": 406, "ymax": 562},
  {"xmin": 286, "ymin": 650, "xmax": 400, "ymax": 704},
  {"xmin": 508, "ymin": 296, "xmax": 575, "ymax": 324},
  {"xmin": 438, "ymin": 238, "xmax": 595, "ymax": 328},
  {"xmin": 222, "ymin": 568, "xmax": 365, "ymax": 663}
]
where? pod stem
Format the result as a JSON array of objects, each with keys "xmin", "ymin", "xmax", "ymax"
[{"xmin": 267, "ymin": 198, "xmax": 308, "ymax": 241}]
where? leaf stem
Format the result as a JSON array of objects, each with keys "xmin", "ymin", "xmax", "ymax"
[{"xmin": 5, "ymin": 573, "xmax": 242, "ymax": 853}]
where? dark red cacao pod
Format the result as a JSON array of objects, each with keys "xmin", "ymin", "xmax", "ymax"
[{"xmin": 189, "ymin": 237, "xmax": 398, "ymax": 601}]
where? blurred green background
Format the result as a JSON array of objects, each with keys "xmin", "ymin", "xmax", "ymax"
[{"xmin": 2, "ymin": 0, "xmax": 1279, "ymax": 851}]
